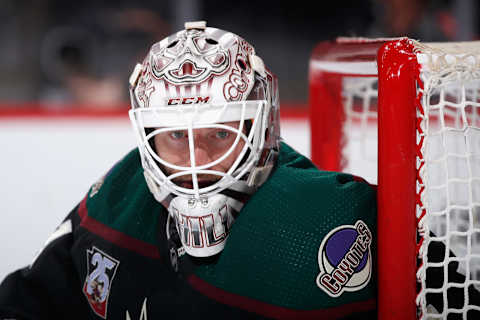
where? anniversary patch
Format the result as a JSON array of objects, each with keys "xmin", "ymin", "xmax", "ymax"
[{"xmin": 83, "ymin": 247, "xmax": 120, "ymax": 318}]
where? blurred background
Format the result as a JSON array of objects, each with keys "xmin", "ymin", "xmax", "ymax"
[
  {"xmin": 0, "ymin": 0, "xmax": 474, "ymax": 108},
  {"xmin": 1, "ymin": 0, "xmax": 479, "ymax": 281}
]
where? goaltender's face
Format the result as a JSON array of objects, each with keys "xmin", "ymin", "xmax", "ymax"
[{"xmin": 153, "ymin": 121, "xmax": 247, "ymax": 189}]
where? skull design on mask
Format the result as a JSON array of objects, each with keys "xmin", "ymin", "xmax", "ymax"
[{"xmin": 150, "ymin": 29, "xmax": 231, "ymax": 85}]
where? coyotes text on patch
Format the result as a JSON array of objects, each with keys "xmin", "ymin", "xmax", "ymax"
[{"xmin": 316, "ymin": 220, "xmax": 373, "ymax": 297}]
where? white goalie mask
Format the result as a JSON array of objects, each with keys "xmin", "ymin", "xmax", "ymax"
[{"xmin": 129, "ymin": 21, "xmax": 280, "ymax": 257}]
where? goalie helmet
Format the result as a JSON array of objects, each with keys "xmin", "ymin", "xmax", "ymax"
[{"xmin": 128, "ymin": 21, "xmax": 280, "ymax": 257}]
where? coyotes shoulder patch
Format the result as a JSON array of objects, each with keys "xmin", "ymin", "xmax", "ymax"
[{"xmin": 316, "ymin": 220, "xmax": 373, "ymax": 297}]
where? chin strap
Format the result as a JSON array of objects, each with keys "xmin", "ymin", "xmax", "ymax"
[{"xmin": 246, "ymin": 149, "xmax": 278, "ymax": 188}]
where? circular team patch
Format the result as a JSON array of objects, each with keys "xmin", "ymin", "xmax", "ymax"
[{"xmin": 316, "ymin": 220, "xmax": 373, "ymax": 297}]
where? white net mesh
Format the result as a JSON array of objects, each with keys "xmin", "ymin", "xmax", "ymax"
[
  {"xmin": 416, "ymin": 52, "xmax": 480, "ymax": 319},
  {"xmin": 341, "ymin": 77, "xmax": 378, "ymax": 184},
  {"xmin": 336, "ymin": 42, "xmax": 480, "ymax": 319}
]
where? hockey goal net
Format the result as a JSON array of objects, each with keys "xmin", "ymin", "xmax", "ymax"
[{"xmin": 309, "ymin": 38, "xmax": 480, "ymax": 319}]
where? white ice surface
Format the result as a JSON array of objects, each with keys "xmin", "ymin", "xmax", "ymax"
[{"xmin": 0, "ymin": 117, "xmax": 310, "ymax": 281}]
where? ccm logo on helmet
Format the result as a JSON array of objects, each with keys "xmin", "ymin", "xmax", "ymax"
[{"xmin": 168, "ymin": 96, "xmax": 210, "ymax": 105}]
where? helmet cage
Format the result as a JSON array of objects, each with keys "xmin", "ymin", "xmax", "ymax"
[{"xmin": 129, "ymin": 99, "xmax": 268, "ymax": 200}]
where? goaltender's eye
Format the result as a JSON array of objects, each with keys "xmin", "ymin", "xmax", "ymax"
[
  {"xmin": 170, "ymin": 131, "xmax": 186, "ymax": 139},
  {"xmin": 215, "ymin": 130, "xmax": 230, "ymax": 139}
]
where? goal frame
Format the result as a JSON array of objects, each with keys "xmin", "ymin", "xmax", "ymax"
[
  {"xmin": 309, "ymin": 38, "xmax": 422, "ymax": 319},
  {"xmin": 376, "ymin": 38, "xmax": 419, "ymax": 320}
]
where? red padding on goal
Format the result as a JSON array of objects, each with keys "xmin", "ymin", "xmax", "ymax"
[
  {"xmin": 377, "ymin": 38, "xmax": 418, "ymax": 320},
  {"xmin": 309, "ymin": 71, "xmax": 344, "ymax": 171}
]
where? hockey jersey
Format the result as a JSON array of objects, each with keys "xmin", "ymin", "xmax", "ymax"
[{"xmin": 0, "ymin": 142, "xmax": 377, "ymax": 319}]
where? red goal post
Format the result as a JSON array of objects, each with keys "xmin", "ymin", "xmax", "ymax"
[{"xmin": 309, "ymin": 38, "xmax": 480, "ymax": 319}]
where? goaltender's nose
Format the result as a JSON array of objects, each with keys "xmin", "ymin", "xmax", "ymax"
[{"xmin": 191, "ymin": 138, "xmax": 214, "ymax": 167}]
